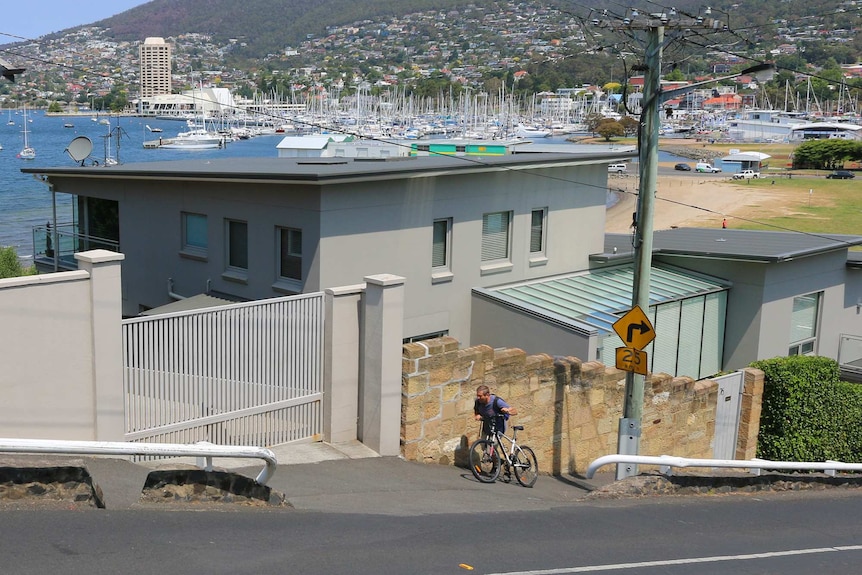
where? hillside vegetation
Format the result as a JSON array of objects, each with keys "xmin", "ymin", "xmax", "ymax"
[
  {"xmin": 95, "ymin": 0, "xmax": 476, "ymax": 56},
  {"xmin": 91, "ymin": 0, "xmax": 862, "ymax": 66}
]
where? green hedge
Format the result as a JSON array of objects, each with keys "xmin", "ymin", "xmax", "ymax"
[{"xmin": 754, "ymin": 356, "xmax": 862, "ymax": 462}]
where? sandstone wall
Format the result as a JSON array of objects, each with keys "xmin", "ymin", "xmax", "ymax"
[{"xmin": 401, "ymin": 337, "xmax": 763, "ymax": 475}]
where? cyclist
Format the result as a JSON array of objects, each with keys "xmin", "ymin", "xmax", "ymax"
[{"xmin": 473, "ymin": 385, "xmax": 517, "ymax": 437}]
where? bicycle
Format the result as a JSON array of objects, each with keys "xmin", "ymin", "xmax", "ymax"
[{"xmin": 469, "ymin": 417, "xmax": 538, "ymax": 487}]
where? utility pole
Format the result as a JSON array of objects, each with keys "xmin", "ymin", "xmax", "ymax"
[
  {"xmin": 617, "ymin": 22, "xmax": 662, "ymax": 480},
  {"xmin": 591, "ymin": 10, "xmax": 775, "ymax": 479}
]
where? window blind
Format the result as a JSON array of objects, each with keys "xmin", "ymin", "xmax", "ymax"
[{"xmin": 482, "ymin": 211, "xmax": 510, "ymax": 261}]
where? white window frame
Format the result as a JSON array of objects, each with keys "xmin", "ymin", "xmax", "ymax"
[
  {"xmin": 432, "ymin": 218, "xmax": 454, "ymax": 283},
  {"xmin": 788, "ymin": 292, "xmax": 821, "ymax": 356},
  {"xmin": 529, "ymin": 207, "xmax": 548, "ymax": 266},
  {"xmin": 180, "ymin": 212, "xmax": 208, "ymax": 259},
  {"xmin": 480, "ymin": 210, "xmax": 513, "ymax": 275}
]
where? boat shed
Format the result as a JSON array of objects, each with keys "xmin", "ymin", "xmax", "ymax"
[
  {"xmin": 790, "ymin": 122, "xmax": 862, "ymax": 141},
  {"xmin": 720, "ymin": 150, "xmax": 771, "ymax": 172}
]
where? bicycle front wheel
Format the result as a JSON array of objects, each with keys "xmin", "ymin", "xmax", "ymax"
[
  {"xmin": 513, "ymin": 445, "xmax": 538, "ymax": 487},
  {"xmin": 469, "ymin": 438, "xmax": 500, "ymax": 483}
]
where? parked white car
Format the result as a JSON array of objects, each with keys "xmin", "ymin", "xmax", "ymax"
[
  {"xmin": 732, "ymin": 170, "xmax": 760, "ymax": 180},
  {"xmin": 608, "ymin": 164, "xmax": 627, "ymax": 173}
]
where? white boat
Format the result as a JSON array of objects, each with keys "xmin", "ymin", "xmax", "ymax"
[
  {"xmin": 145, "ymin": 124, "xmax": 163, "ymax": 133},
  {"xmin": 6, "ymin": 109, "xmax": 13, "ymax": 126},
  {"xmin": 512, "ymin": 124, "xmax": 550, "ymax": 138},
  {"xmin": 17, "ymin": 107, "xmax": 35, "ymax": 159},
  {"xmin": 159, "ymin": 126, "xmax": 225, "ymax": 149}
]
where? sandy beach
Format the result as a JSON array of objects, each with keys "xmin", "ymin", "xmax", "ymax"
[{"xmin": 605, "ymin": 169, "xmax": 807, "ymax": 233}]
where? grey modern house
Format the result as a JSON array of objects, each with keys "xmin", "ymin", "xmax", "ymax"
[
  {"xmin": 23, "ymin": 149, "xmax": 862, "ymax": 380},
  {"xmin": 24, "ymin": 150, "xmax": 634, "ymax": 345},
  {"xmin": 472, "ymin": 228, "xmax": 862, "ymax": 381}
]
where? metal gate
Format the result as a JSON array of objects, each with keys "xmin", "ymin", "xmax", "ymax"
[
  {"xmin": 122, "ymin": 292, "xmax": 325, "ymax": 447},
  {"xmin": 712, "ymin": 370, "xmax": 744, "ymax": 459}
]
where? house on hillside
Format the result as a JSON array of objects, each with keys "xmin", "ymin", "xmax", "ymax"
[
  {"xmin": 23, "ymin": 149, "xmax": 862, "ymax": 380},
  {"xmin": 24, "ymin": 149, "xmax": 634, "ymax": 345}
]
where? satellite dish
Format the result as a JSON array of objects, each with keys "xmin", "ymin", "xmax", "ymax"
[{"xmin": 65, "ymin": 136, "xmax": 93, "ymax": 165}]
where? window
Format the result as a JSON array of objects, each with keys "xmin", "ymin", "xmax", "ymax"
[
  {"xmin": 403, "ymin": 330, "xmax": 449, "ymax": 344},
  {"xmin": 530, "ymin": 208, "xmax": 547, "ymax": 255},
  {"xmin": 481, "ymin": 211, "xmax": 511, "ymax": 262},
  {"xmin": 181, "ymin": 212, "xmax": 207, "ymax": 256},
  {"xmin": 279, "ymin": 227, "xmax": 302, "ymax": 281},
  {"xmin": 788, "ymin": 292, "xmax": 821, "ymax": 356},
  {"xmin": 432, "ymin": 218, "xmax": 451, "ymax": 269},
  {"xmin": 226, "ymin": 219, "xmax": 248, "ymax": 271}
]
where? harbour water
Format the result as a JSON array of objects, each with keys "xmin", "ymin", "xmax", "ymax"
[{"xmin": 1, "ymin": 112, "xmax": 292, "ymax": 260}]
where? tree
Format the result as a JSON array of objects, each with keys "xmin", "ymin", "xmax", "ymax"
[
  {"xmin": 792, "ymin": 139, "xmax": 862, "ymax": 169},
  {"xmin": 664, "ymin": 67, "xmax": 685, "ymax": 82},
  {"xmin": 619, "ymin": 115, "xmax": 639, "ymax": 136},
  {"xmin": 595, "ymin": 119, "xmax": 625, "ymax": 141},
  {"xmin": 584, "ymin": 112, "xmax": 605, "ymax": 136},
  {"xmin": 0, "ymin": 247, "xmax": 36, "ymax": 278}
]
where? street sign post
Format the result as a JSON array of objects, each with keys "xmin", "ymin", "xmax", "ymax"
[{"xmin": 612, "ymin": 305, "xmax": 656, "ymax": 350}]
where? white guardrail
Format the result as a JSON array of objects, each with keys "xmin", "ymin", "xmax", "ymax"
[
  {"xmin": 0, "ymin": 438, "xmax": 278, "ymax": 486},
  {"xmin": 586, "ymin": 454, "xmax": 862, "ymax": 479}
]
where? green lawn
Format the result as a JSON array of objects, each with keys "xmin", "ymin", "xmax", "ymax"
[{"xmin": 725, "ymin": 176, "xmax": 862, "ymax": 237}]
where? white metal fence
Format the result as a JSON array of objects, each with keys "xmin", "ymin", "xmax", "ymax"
[{"xmin": 122, "ymin": 292, "xmax": 325, "ymax": 448}]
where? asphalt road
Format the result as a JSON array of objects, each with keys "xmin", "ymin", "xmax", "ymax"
[{"xmin": 2, "ymin": 485, "xmax": 861, "ymax": 574}]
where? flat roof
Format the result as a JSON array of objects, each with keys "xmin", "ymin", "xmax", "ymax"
[
  {"xmin": 478, "ymin": 264, "xmax": 728, "ymax": 335},
  {"xmin": 22, "ymin": 150, "xmax": 638, "ymax": 185},
  {"xmin": 596, "ymin": 228, "xmax": 862, "ymax": 263}
]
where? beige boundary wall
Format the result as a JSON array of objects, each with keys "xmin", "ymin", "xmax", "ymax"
[
  {"xmin": 401, "ymin": 337, "xmax": 764, "ymax": 475},
  {"xmin": 0, "ymin": 250, "xmax": 125, "ymax": 441}
]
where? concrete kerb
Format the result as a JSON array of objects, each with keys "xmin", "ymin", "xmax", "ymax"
[{"xmin": 5, "ymin": 442, "xmax": 861, "ymax": 512}]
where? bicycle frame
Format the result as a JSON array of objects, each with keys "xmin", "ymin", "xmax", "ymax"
[{"xmin": 482, "ymin": 419, "xmax": 520, "ymax": 466}]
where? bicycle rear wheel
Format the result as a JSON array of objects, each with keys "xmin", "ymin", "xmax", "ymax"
[
  {"xmin": 469, "ymin": 438, "xmax": 500, "ymax": 483},
  {"xmin": 513, "ymin": 445, "xmax": 538, "ymax": 487}
]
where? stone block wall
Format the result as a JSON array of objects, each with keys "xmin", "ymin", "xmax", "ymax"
[{"xmin": 401, "ymin": 337, "xmax": 763, "ymax": 475}]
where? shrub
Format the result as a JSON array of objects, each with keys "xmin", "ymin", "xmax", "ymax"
[
  {"xmin": 0, "ymin": 246, "xmax": 37, "ymax": 278},
  {"xmin": 754, "ymin": 355, "xmax": 862, "ymax": 463}
]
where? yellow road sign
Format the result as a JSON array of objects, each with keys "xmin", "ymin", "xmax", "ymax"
[
  {"xmin": 615, "ymin": 347, "xmax": 649, "ymax": 375},
  {"xmin": 612, "ymin": 305, "xmax": 655, "ymax": 350}
]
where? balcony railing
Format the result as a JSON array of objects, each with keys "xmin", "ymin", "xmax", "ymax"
[{"xmin": 32, "ymin": 223, "xmax": 119, "ymax": 271}]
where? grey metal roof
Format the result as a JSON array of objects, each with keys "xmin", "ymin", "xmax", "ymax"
[
  {"xmin": 597, "ymin": 228, "xmax": 862, "ymax": 263},
  {"xmin": 482, "ymin": 264, "xmax": 728, "ymax": 335},
  {"xmin": 22, "ymin": 150, "xmax": 637, "ymax": 184},
  {"xmin": 139, "ymin": 293, "xmax": 235, "ymax": 316}
]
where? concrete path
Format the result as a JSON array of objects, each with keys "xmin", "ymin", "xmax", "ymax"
[{"xmin": 1, "ymin": 441, "xmax": 617, "ymax": 514}]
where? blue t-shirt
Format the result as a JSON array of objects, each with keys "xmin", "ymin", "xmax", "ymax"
[{"xmin": 474, "ymin": 394, "xmax": 510, "ymax": 434}]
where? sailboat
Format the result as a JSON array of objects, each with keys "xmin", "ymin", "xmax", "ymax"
[
  {"xmin": 6, "ymin": 109, "xmax": 13, "ymax": 126},
  {"xmin": 17, "ymin": 107, "xmax": 35, "ymax": 160}
]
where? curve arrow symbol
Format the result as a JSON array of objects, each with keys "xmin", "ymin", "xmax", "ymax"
[{"xmin": 627, "ymin": 320, "xmax": 652, "ymax": 343}]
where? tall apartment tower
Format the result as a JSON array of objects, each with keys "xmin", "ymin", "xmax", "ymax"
[{"xmin": 139, "ymin": 37, "xmax": 172, "ymax": 98}]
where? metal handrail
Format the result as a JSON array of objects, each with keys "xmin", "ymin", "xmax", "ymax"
[
  {"xmin": 0, "ymin": 438, "xmax": 278, "ymax": 486},
  {"xmin": 586, "ymin": 453, "xmax": 862, "ymax": 479}
]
